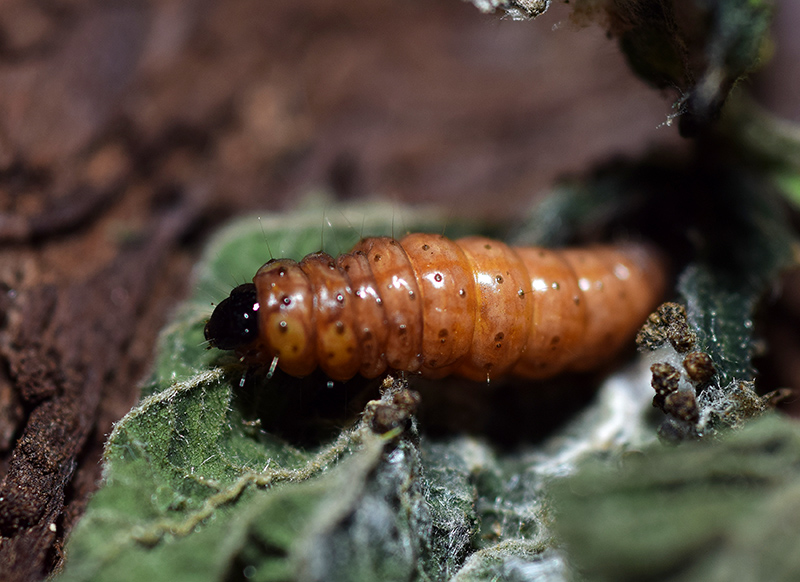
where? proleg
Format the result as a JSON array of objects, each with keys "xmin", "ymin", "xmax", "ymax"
[{"xmin": 204, "ymin": 234, "xmax": 667, "ymax": 382}]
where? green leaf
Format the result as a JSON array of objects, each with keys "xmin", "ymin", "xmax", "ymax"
[
  {"xmin": 58, "ymin": 192, "xmax": 671, "ymax": 582},
  {"xmin": 678, "ymin": 169, "xmax": 794, "ymax": 386},
  {"xmin": 615, "ymin": 0, "xmax": 692, "ymax": 91},
  {"xmin": 56, "ymin": 198, "xmax": 485, "ymax": 582},
  {"xmin": 569, "ymin": 0, "xmax": 774, "ymax": 134},
  {"xmin": 550, "ymin": 414, "xmax": 800, "ymax": 582},
  {"xmin": 681, "ymin": 0, "xmax": 773, "ymax": 134},
  {"xmin": 718, "ymin": 94, "xmax": 800, "ymax": 210},
  {"xmin": 56, "ymin": 166, "xmax": 798, "ymax": 581}
]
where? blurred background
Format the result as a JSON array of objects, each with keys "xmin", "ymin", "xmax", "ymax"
[{"xmin": 0, "ymin": 0, "xmax": 798, "ymax": 579}]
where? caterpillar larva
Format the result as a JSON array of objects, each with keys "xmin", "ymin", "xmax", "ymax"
[{"xmin": 204, "ymin": 234, "xmax": 667, "ymax": 382}]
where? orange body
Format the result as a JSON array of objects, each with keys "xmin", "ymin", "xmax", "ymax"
[{"xmin": 242, "ymin": 234, "xmax": 666, "ymax": 382}]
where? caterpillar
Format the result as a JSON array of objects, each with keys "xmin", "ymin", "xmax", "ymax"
[{"xmin": 204, "ymin": 234, "xmax": 667, "ymax": 382}]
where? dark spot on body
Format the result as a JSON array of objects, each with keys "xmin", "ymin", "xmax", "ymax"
[{"xmin": 494, "ymin": 332, "xmax": 504, "ymax": 341}]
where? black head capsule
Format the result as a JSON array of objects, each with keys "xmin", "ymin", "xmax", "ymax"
[{"xmin": 204, "ymin": 283, "xmax": 260, "ymax": 351}]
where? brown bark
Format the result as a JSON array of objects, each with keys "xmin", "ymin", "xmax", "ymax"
[{"xmin": 1, "ymin": 0, "xmax": 791, "ymax": 579}]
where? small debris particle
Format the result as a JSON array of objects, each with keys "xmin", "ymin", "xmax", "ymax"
[
  {"xmin": 664, "ymin": 391, "xmax": 700, "ymax": 423},
  {"xmin": 651, "ymin": 362, "xmax": 680, "ymax": 396},
  {"xmin": 683, "ymin": 351, "xmax": 716, "ymax": 385},
  {"xmin": 657, "ymin": 418, "xmax": 691, "ymax": 445},
  {"xmin": 363, "ymin": 386, "xmax": 421, "ymax": 435},
  {"xmin": 636, "ymin": 302, "xmax": 696, "ymax": 353}
]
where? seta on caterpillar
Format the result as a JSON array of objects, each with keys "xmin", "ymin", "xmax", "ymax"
[{"xmin": 204, "ymin": 233, "xmax": 667, "ymax": 382}]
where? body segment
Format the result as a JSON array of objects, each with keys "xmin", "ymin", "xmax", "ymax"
[{"xmin": 205, "ymin": 234, "xmax": 666, "ymax": 382}]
